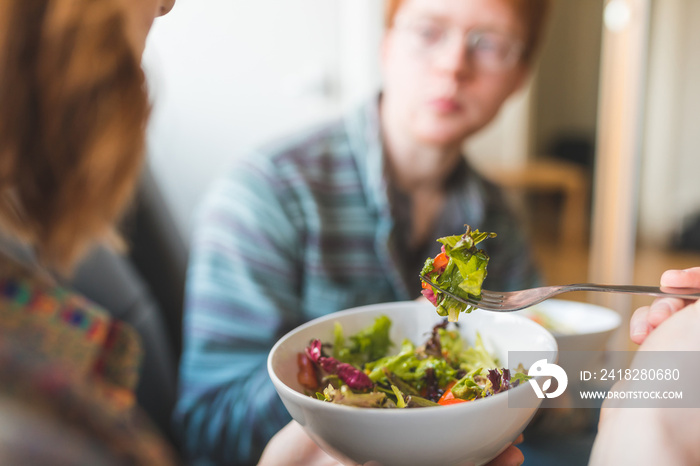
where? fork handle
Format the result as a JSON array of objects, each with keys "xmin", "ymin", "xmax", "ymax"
[{"xmin": 565, "ymin": 284, "xmax": 700, "ymax": 300}]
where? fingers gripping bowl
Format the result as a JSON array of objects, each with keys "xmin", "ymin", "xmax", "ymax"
[{"xmin": 267, "ymin": 301, "xmax": 558, "ymax": 466}]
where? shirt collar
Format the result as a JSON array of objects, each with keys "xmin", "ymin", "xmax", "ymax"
[{"xmin": 343, "ymin": 94, "xmax": 488, "ymax": 231}]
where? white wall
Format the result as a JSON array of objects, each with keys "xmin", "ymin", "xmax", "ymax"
[
  {"xmin": 142, "ymin": 0, "xmax": 382, "ymax": 240},
  {"xmin": 639, "ymin": 0, "xmax": 700, "ymax": 245},
  {"xmin": 534, "ymin": 0, "xmax": 604, "ymax": 153},
  {"xmin": 465, "ymin": 80, "xmax": 535, "ymax": 170}
]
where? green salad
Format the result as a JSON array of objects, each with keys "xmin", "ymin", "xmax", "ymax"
[
  {"xmin": 420, "ymin": 225, "xmax": 496, "ymax": 322},
  {"xmin": 298, "ymin": 316, "xmax": 529, "ymax": 408}
]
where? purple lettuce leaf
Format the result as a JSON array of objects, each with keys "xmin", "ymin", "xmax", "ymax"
[{"xmin": 305, "ymin": 339, "xmax": 374, "ymax": 390}]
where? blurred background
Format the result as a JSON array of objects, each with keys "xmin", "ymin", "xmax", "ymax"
[{"xmin": 139, "ymin": 0, "xmax": 700, "ymax": 352}]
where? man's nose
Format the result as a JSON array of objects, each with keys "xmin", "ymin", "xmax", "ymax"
[{"xmin": 431, "ymin": 35, "xmax": 472, "ymax": 80}]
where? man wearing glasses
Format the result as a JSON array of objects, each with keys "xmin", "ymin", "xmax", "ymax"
[{"xmin": 176, "ymin": 1, "xmax": 550, "ymax": 464}]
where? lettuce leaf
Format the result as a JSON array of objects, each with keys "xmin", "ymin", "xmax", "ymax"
[
  {"xmin": 318, "ymin": 385, "xmax": 389, "ymax": 408},
  {"xmin": 365, "ymin": 339, "xmax": 457, "ymax": 389},
  {"xmin": 458, "ymin": 332, "xmax": 499, "ymax": 373},
  {"xmin": 306, "ymin": 339, "xmax": 374, "ymax": 390},
  {"xmin": 422, "ymin": 225, "xmax": 496, "ymax": 322},
  {"xmin": 333, "ymin": 315, "xmax": 393, "ymax": 366},
  {"xmin": 303, "ymin": 316, "xmax": 529, "ymax": 408}
]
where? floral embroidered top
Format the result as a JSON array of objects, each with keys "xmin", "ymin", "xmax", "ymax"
[{"xmin": 0, "ymin": 253, "xmax": 178, "ymax": 465}]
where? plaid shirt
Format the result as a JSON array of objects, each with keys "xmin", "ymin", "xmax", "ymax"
[{"xmin": 174, "ymin": 97, "xmax": 541, "ymax": 465}]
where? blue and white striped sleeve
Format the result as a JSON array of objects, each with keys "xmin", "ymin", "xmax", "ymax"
[{"xmin": 174, "ymin": 157, "xmax": 302, "ymax": 465}]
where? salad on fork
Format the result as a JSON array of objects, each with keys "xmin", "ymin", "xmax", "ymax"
[{"xmin": 420, "ymin": 225, "xmax": 496, "ymax": 322}]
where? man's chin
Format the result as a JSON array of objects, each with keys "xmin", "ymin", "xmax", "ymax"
[
  {"xmin": 413, "ymin": 112, "xmax": 479, "ymax": 143},
  {"xmin": 414, "ymin": 126, "xmax": 470, "ymax": 147}
]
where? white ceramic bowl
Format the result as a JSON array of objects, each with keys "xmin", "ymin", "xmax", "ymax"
[
  {"xmin": 268, "ymin": 301, "xmax": 558, "ymax": 466},
  {"xmin": 515, "ymin": 299, "xmax": 622, "ymax": 353}
]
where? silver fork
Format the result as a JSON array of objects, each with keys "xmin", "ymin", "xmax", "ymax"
[{"xmin": 419, "ymin": 274, "xmax": 700, "ymax": 312}]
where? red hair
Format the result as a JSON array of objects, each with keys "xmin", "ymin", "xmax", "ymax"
[{"xmin": 384, "ymin": 0, "xmax": 551, "ymax": 64}]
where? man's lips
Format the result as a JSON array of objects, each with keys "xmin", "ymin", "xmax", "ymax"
[{"xmin": 427, "ymin": 97, "xmax": 462, "ymax": 113}]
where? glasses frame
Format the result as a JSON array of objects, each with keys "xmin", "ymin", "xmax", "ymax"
[{"xmin": 393, "ymin": 19, "xmax": 526, "ymax": 73}]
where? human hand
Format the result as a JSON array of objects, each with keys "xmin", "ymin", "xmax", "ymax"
[
  {"xmin": 594, "ymin": 300, "xmax": 700, "ymax": 465},
  {"xmin": 257, "ymin": 421, "xmax": 342, "ymax": 466},
  {"xmin": 633, "ymin": 297, "xmax": 700, "ymax": 352},
  {"xmin": 629, "ymin": 267, "xmax": 700, "ymax": 344},
  {"xmin": 483, "ymin": 435, "xmax": 524, "ymax": 466},
  {"xmin": 258, "ymin": 421, "xmax": 524, "ymax": 466}
]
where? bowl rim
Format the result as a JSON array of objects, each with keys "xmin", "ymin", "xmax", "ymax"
[{"xmin": 267, "ymin": 301, "xmax": 558, "ymax": 414}]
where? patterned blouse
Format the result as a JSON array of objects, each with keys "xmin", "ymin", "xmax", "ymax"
[{"xmin": 0, "ymin": 254, "xmax": 178, "ymax": 465}]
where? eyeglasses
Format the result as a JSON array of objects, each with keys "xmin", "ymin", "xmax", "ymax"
[{"xmin": 394, "ymin": 20, "xmax": 525, "ymax": 73}]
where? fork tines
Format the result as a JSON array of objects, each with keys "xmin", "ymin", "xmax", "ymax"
[
  {"xmin": 478, "ymin": 291, "xmax": 505, "ymax": 304},
  {"xmin": 420, "ymin": 274, "xmax": 495, "ymax": 308}
]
